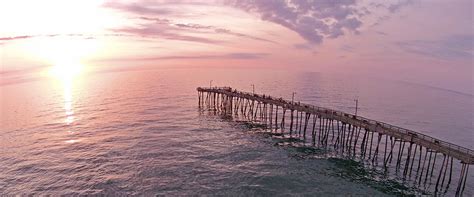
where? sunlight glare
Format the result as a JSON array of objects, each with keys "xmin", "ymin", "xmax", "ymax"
[
  {"xmin": 50, "ymin": 61, "xmax": 84, "ymax": 81},
  {"xmin": 38, "ymin": 36, "xmax": 98, "ymax": 81}
]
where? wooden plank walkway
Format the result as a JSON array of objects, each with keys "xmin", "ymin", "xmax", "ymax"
[{"xmin": 197, "ymin": 87, "xmax": 473, "ymax": 195}]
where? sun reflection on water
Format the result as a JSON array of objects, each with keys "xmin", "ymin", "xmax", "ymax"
[
  {"xmin": 62, "ymin": 78, "xmax": 80, "ymax": 143},
  {"xmin": 63, "ymin": 79, "xmax": 74, "ymax": 125},
  {"xmin": 50, "ymin": 65, "xmax": 83, "ymax": 143}
]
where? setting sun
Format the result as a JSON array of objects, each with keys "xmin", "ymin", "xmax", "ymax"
[
  {"xmin": 30, "ymin": 36, "xmax": 99, "ymax": 80},
  {"xmin": 49, "ymin": 61, "xmax": 84, "ymax": 80}
]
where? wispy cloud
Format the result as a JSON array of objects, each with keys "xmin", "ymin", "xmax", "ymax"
[
  {"xmin": 102, "ymin": 2, "xmax": 173, "ymax": 15},
  {"xmin": 224, "ymin": 53, "xmax": 268, "ymax": 59},
  {"xmin": 340, "ymin": 45, "xmax": 354, "ymax": 52},
  {"xmin": 369, "ymin": 0, "xmax": 414, "ymax": 13},
  {"xmin": 369, "ymin": 0, "xmax": 414, "ymax": 27},
  {"xmin": 111, "ymin": 25, "xmax": 221, "ymax": 44},
  {"xmin": 387, "ymin": 0, "xmax": 414, "ymax": 13},
  {"xmin": 100, "ymin": 52, "xmax": 269, "ymax": 62},
  {"xmin": 0, "ymin": 35, "xmax": 33, "ymax": 41},
  {"xmin": 293, "ymin": 43, "xmax": 314, "ymax": 50},
  {"xmin": 213, "ymin": 28, "xmax": 277, "ymax": 44},
  {"xmin": 138, "ymin": 17, "xmax": 277, "ymax": 44},
  {"xmin": 102, "ymin": 0, "xmax": 215, "ymax": 16},
  {"xmin": 397, "ymin": 34, "xmax": 474, "ymax": 60},
  {"xmin": 0, "ymin": 34, "xmax": 130, "ymax": 44}
]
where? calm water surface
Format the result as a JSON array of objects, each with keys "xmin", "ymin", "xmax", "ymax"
[{"xmin": 0, "ymin": 68, "xmax": 472, "ymax": 195}]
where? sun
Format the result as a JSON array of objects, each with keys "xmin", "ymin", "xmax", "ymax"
[
  {"xmin": 46, "ymin": 43, "xmax": 86, "ymax": 81},
  {"xmin": 49, "ymin": 61, "xmax": 84, "ymax": 81},
  {"xmin": 36, "ymin": 36, "xmax": 98, "ymax": 81}
]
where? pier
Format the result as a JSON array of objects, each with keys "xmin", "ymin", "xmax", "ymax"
[{"xmin": 197, "ymin": 87, "xmax": 473, "ymax": 196}]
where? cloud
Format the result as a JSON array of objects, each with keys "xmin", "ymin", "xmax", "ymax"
[
  {"xmin": 340, "ymin": 44, "xmax": 354, "ymax": 52},
  {"xmin": 369, "ymin": 1, "xmax": 413, "ymax": 27},
  {"xmin": 225, "ymin": 0, "xmax": 362, "ymax": 44},
  {"xmin": 0, "ymin": 34, "xmax": 68, "ymax": 42},
  {"xmin": 102, "ymin": 2, "xmax": 173, "ymax": 15},
  {"xmin": 0, "ymin": 34, "xmax": 128, "ymax": 44},
  {"xmin": 396, "ymin": 34, "xmax": 474, "ymax": 60},
  {"xmin": 213, "ymin": 28, "xmax": 277, "ymax": 43},
  {"xmin": 111, "ymin": 25, "xmax": 221, "ymax": 44},
  {"xmin": 100, "ymin": 52, "xmax": 269, "ymax": 61},
  {"xmin": 387, "ymin": 0, "xmax": 414, "ymax": 13},
  {"xmin": 369, "ymin": 0, "xmax": 414, "ymax": 13},
  {"xmin": 0, "ymin": 35, "xmax": 33, "ymax": 41},
  {"xmin": 293, "ymin": 43, "xmax": 313, "ymax": 50},
  {"xmin": 139, "ymin": 17, "xmax": 277, "ymax": 43},
  {"xmin": 225, "ymin": 53, "xmax": 268, "ymax": 59},
  {"xmin": 110, "ymin": 17, "xmax": 219, "ymax": 44}
]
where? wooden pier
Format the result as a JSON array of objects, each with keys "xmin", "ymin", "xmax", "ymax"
[{"xmin": 197, "ymin": 87, "xmax": 473, "ymax": 196}]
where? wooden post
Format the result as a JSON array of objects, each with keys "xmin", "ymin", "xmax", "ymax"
[
  {"xmin": 311, "ymin": 114, "xmax": 317, "ymax": 146},
  {"xmin": 290, "ymin": 110, "xmax": 294, "ymax": 136},
  {"xmin": 303, "ymin": 112, "xmax": 310, "ymax": 141},
  {"xmin": 281, "ymin": 108, "xmax": 286, "ymax": 135}
]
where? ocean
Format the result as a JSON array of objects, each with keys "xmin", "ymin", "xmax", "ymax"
[{"xmin": 0, "ymin": 68, "xmax": 472, "ymax": 195}]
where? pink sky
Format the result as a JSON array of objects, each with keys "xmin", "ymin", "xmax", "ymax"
[{"xmin": 0, "ymin": 0, "xmax": 472, "ymax": 94}]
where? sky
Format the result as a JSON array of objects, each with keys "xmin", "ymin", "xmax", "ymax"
[{"xmin": 0, "ymin": 0, "xmax": 472, "ymax": 94}]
